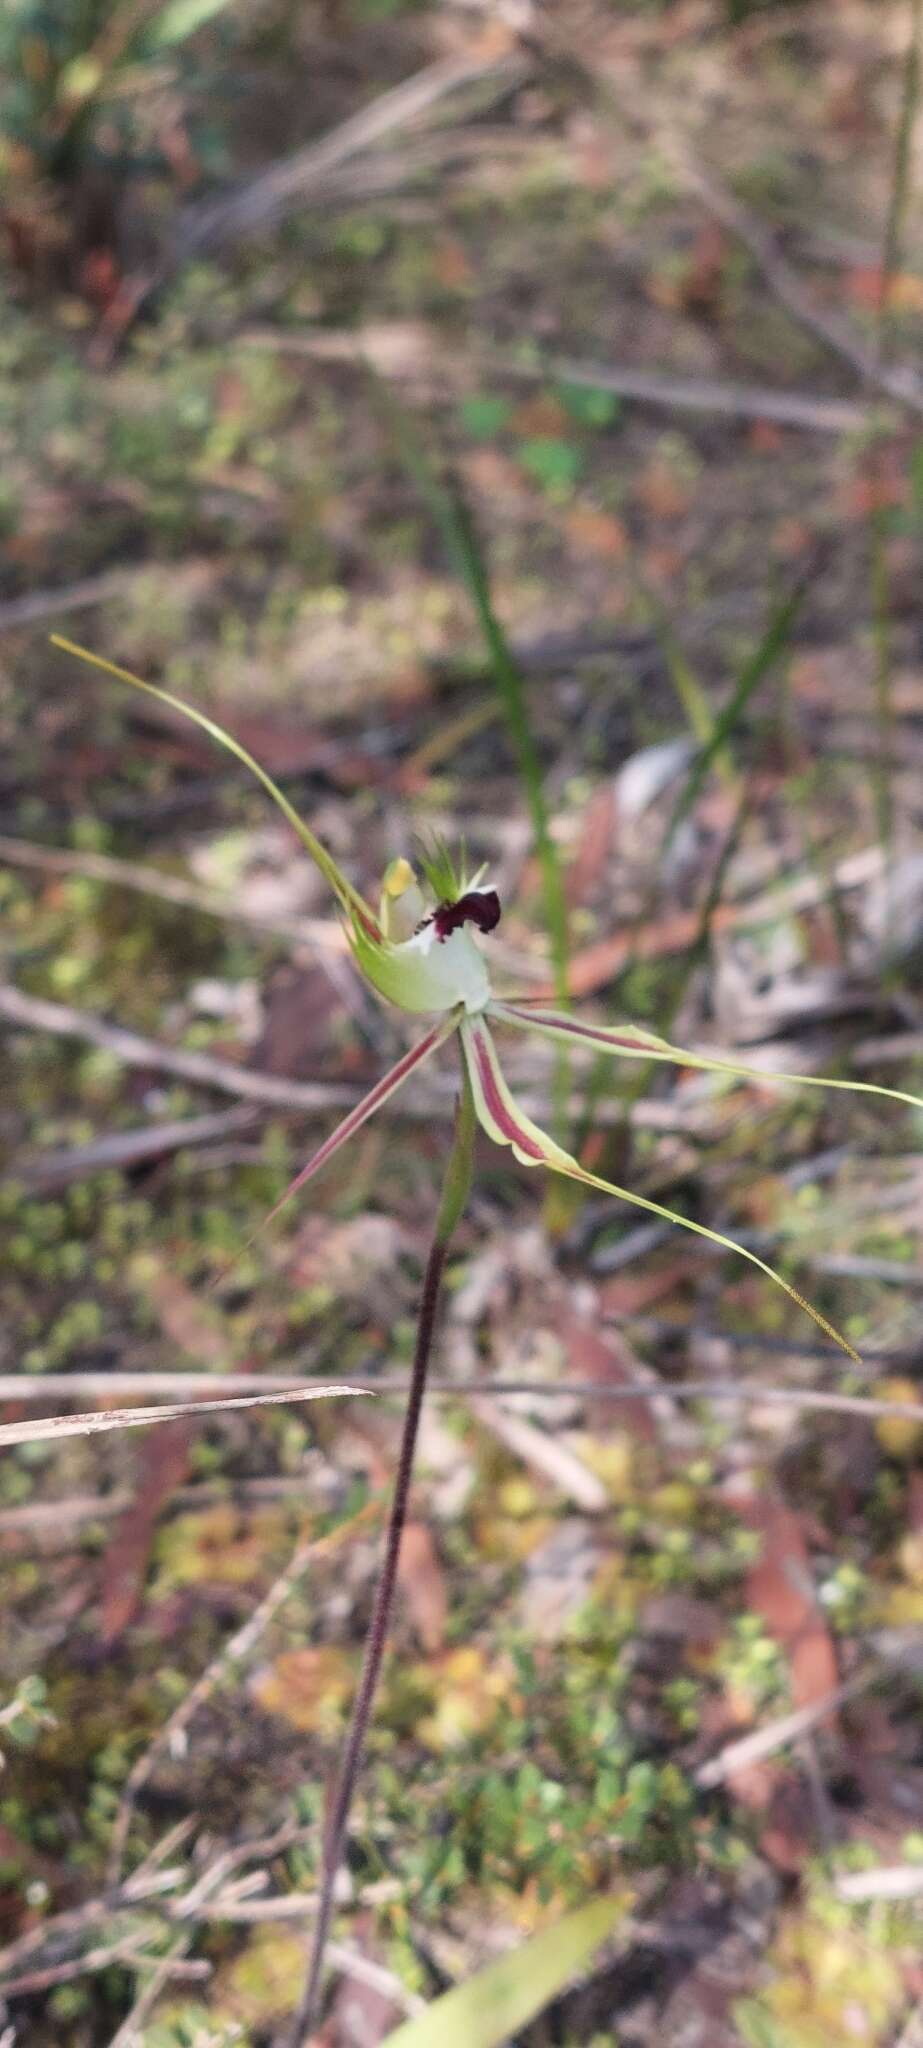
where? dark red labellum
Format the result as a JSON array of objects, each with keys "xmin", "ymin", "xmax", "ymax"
[{"xmin": 432, "ymin": 889, "xmax": 501, "ymax": 941}]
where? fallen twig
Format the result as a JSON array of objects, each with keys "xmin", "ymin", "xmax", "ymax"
[
  {"xmin": 468, "ymin": 1395, "xmax": 609, "ymax": 1510},
  {"xmin": 12, "ymin": 1105, "xmax": 260, "ymax": 1190},
  {"xmin": 0, "ymin": 982, "xmax": 372, "ymax": 1113},
  {"xmin": 695, "ymin": 1668, "xmax": 877, "ymax": 1788},
  {"xmin": 0, "ymin": 569, "xmax": 146, "ymax": 637},
  {"xmin": 0, "ymin": 833, "xmax": 345, "ymax": 949},
  {"xmin": 507, "ymin": 352, "xmax": 880, "ymax": 434},
  {"xmin": 176, "ymin": 54, "xmax": 525, "ymax": 256},
  {"xmin": 0, "ymin": 979, "xmax": 722, "ymax": 1134},
  {"xmin": 674, "ymin": 150, "xmax": 923, "ymax": 419},
  {"xmin": 245, "ymin": 322, "xmax": 877, "ymax": 433},
  {"xmin": 1, "ymin": 1939, "xmax": 208, "ymax": 2001},
  {"xmin": 0, "ymin": 1384, "xmax": 365, "ymax": 1451},
  {"xmin": 102, "ymin": 51, "xmax": 527, "ymax": 347},
  {"xmin": 2, "ymin": 1372, "xmax": 923, "ymax": 1423}
]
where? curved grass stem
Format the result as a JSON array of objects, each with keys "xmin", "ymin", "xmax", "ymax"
[{"xmin": 288, "ymin": 1068, "xmax": 476, "ymax": 2045}]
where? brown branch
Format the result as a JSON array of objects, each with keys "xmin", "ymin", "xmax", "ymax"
[
  {"xmin": 673, "ymin": 150, "xmax": 923, "ymax": 419},
  {"xmin": 0, "ymin": 834, "xmax": 344, "ymax": 948},
  {"xmin": 1, "ymin": 1372, "xmax": 923, "ymax": 1421}
]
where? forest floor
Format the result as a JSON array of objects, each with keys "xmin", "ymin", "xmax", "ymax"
[{"xmin": 2, "ymin": 3, "xmax": 923, "ymax": 2043}]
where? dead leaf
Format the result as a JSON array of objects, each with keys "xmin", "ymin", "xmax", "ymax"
[
  {"xmin": 845, "ymin": 264, "xmax": 923, "ymax": 315},
  {"xmin": 566, "ymin": 782, "xmax": 617, "ymax": 907},
  {"xmin": 726, "ymin": 1758, "xmax": 812, "ymax": 1873},
  {"xmin": 460, "ymin": 445, "xmax": 532, "ymax": 506},
  {"xmin": 536, "ymin": 900, "xmax": 739, "ymax": 998},
  {"xmin": 563, "ymin": 501, "xmax": 629, "ymax": 561},
  {"xmin": 729, "ymin": 1487, "xmax": 839, "ymax": 1725},
  {"xmin": 128, "ymin": 1252, "xmax": 227, "ymax": 1369},
  {"xmin": 635, "ymin": 459, "xmax": 692, "ymax": 522},
  {"xmin": 398, "ymin": 1520, "xmax": 448, "ymax": 1651},
  {"xmin": 432, "ymin": 236, "xmax": 473, "ymax": 292},
  {"xmin": 748, "ymin": 419, "xmax": 785, "ymax": 455},
  {"xmin": 100, "ymin": 1419, "xmax": 192, "ymax": 1645},
  {"xmin": 556, "ymin": 1311, "xmax": 658, "ymax": 1440},
  {"xmin": 598, "ymin": 1258, "xmax": 696, "ymax": 1318},
  {"xmin": 509, "ymin": 393, "xmax": 569, "ymax": 437}
]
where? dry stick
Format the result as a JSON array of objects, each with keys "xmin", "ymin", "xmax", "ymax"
[
  {"xmin": 107, "ymin": 1935, "xmax": 195, "ymax": 2048},
  {"xmin": 0, "ymin": 979, "xmax": 702, "ymax": 1134},
  {"xmin": 106, "ymin": 52, "xmax": 526, "ymax": 346},
  {"xmin": 502, "ymin": 353, "xmax": 878, "ymax": 435},
  {"xmin": 107, "ymin": 1499, "xmax": 382, "ymax": 1884},
  {"xmin": 0, "ymin": 568, "xmax": 144, "ymax": 636},
  {"xmin": 249, "ymin": 321, "xmax": 877, "ymax": 434},
  {"xmin": 5, "ymin": 1377, "xmax": 923, "ymax": 1426},
  {"xmin": 695, "ymin": 1667, "xmax": 879, "ymax": 1789},
  {"xmin": 674, "ymin": 148, "xmax": 923, "ymax": 419},
  {"xmin": 174, "ymin": 54, "xmax": 524, "ymax": 255},
  {"xmin": 0, "ymin": 1821, "xmax": 303, "ymax": 1985},
  {"xmin": 288, "ymin": 1075, "xmax": 476, "ymax": 2047},
  {"xmin": 0, "ymin": 982, "xmax": 373, "ymax": 1116},
  {"xmin": 542, "ymin": 17, "xmax": 923, "ymax": 419},
  {"xmin": 13, "ymin": 1105, "xmax": 262, "ymax": 1192},
  {"xmin": 0, "ymin": 1942, "xmax": 207, "ymax": 2002},
  {"xmin": 0, "ymin": 833, "xmax": 345, "ymax": 950}
]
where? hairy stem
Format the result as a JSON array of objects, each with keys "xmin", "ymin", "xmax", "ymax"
[{"xmin": 289, "ymin": 1069, "xmax": 476, "ymax": 2044}]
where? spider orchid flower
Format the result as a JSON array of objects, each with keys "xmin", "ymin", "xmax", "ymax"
[{"xmin": 53, "ymin": 634, "xmax": 923, "ymax": 1365}]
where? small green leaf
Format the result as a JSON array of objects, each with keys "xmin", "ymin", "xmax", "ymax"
[
  {"xmin": 556, "ymin": 381, "xmax": 622, "ymax": 429},
  {"xmin": 517, "ymin": 437, "xmax": 583, "ymax": 493},
  {"xmin": 381, "ymin": 1896, "xmax": 625, "ymax": 2048},
  {"xmin": 734, "ymin": 2001, "xmax": 790, "ymax": 2048},
  {"xmin": 460, "ymin": 394, "xmax": 514, "ymax": 440},
  {"xmin": 145, "ymin": 0, "xmax": 236, "ymax": 50},
  {"xmin": 909, "ymin": 440, "xmax": 923, "ymax": 512}
]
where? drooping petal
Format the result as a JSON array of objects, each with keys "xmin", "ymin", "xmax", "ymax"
[
  {"xmin": 461, "ymin": 1016, "xmax": 860, "ymax": 1363},
  {"xmin": 50, "ymin": 635, "xmax": 380, "ymax": 936},
  {"xmin": 226, "ymin": 1015, "xmax": 460, "ymax": 1263},
  {"xmin": 491, "ymin": 1001, "xmax": 923, "ymax": 1116}
]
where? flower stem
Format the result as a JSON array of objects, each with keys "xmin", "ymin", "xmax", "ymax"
[{"xmin": 289, "ymin": 1067, "xmax": 476, "ymax": 2044}]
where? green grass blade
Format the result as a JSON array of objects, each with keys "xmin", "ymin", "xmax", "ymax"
[
  {"xmin": 368, "ymin": 378, "xmax": 570, "ymax": 1005},
  {"xmin": 144, "ymin": 0, "xmax": 238, "ymax": 50},
  {"xmin": 663, "ymin": 574, "xmax": 807, "ymax": 857},
  {"xmin": 642, "ymin": 582, "xmax": 737, "ymax": 786},
  {"xmin": 381, "ymin": 1896, "xmax": 625, "ymax": 2048},
  {"xmin": 877, "ymin": 0, "xmax": 923, "ymax": 357},
  {"xmin": 50, "ymin": 634, "xmax": 379, "ymax": 932}
]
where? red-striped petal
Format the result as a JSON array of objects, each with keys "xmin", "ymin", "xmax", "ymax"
[
  {"xmin": 490, "ymin": 1000, "xmax": 923, "ymax": 1114},
  {"xmin": 491, "ymin": 1002, "xmax": 667, "ymax": 1056},
  {"xmin": 461, "ymin": 1016, "xmax": 572, "ymax": 1167},
  {"xmin": 217, "ymin": 1016, "xmax": 459, "ymax": 1276},
  {"xmin": 462, "ymin": 1016, "xmax": 859, "ymax": 1363}
]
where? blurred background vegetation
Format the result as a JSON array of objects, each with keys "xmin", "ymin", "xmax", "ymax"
[{"xmin": 2, "ymin": 2, "xmax": 923, "ymax": 2043}]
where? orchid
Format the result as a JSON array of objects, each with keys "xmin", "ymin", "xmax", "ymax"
[
  {"xmin": 52, "ymin": 633, "xmax": 923, "ymax": 1365},
  {"xmin": 51, "ymin": 633, "xmax": 923, "ymax": 2040}
]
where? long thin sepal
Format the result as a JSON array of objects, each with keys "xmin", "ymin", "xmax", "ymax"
[
  {"xmin": 50, "ymin": 635, "xmax": 380, "ymax": 935},
  {"xmin": 462, "ymin": 1016, "xmax": 860, "ymax": 1364},
  {"xmin": 491, "ymin": 1001, "xmax": 923, "ymax": 1116},
  {"xmin": 215, "ymin": 1016, "xmax": 459, "ymax": 1277}
]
